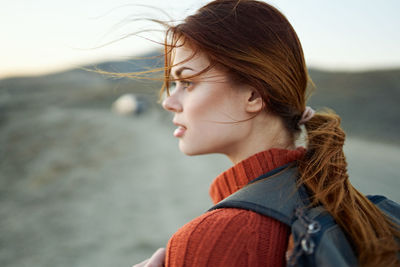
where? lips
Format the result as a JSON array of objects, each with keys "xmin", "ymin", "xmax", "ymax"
[{"xmin": 173, "ymin": 121, "xmax": 187, "ymax": 137}]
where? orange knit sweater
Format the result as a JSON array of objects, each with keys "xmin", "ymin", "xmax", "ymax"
[{"xmin": 165, "ymin": 147, "xmax": 306, "ymax": 267}]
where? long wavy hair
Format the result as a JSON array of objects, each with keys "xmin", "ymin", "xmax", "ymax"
[{"xmin": 156, "ymin": 0, "xmax": 399, "ymax": 266}]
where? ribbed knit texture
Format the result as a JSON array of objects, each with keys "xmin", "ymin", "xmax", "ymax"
[{"xmin": 165, "ymin": 147, "xmax": 306, "ymax": 267}]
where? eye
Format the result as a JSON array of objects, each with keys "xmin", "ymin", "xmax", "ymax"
[
  {"xmin": 180, "ymin": 80, "xmax": 193, "ymax": 90},
  {"xmin": 170, "ymin": 80, "xmax": 193, "ymax": 92}
]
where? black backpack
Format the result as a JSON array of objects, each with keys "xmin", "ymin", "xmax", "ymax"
[{"xmin": 208, "ymin": 164, "xmax": 400, "ymax": 267}]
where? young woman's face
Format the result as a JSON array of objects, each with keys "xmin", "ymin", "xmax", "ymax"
[{"xmin": 162, "ymin": 44, "xmax": 252, "ymax": 157}]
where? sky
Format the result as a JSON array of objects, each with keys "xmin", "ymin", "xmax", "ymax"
[{"xmin": 1, "ymin": 0, "xmax": 400, "ymax": 79}]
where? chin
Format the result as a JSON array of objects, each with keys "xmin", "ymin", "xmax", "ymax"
[
  {"xmin": 179, "ymin": 147, "xmax": 202, "ymax": 156},
  {"xmin": 179, "ymin": 142, "xmax": 213, "ymax": 156}
]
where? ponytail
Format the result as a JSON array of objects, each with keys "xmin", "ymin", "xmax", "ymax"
[{"xmin": 298, "ymin": 110, "xmax": 400, "ymax": 267}]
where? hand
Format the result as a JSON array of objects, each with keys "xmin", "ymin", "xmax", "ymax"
[{"xmin": 133, "ymin": 248, "xmax": 166, "ymax": 267}]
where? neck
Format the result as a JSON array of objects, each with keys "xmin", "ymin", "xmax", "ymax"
[{"xmin": 224, "ymin": 113, "xmax": 295, "ymax": 164}]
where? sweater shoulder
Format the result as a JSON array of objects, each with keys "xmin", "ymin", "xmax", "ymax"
[
  {"xmin": 165, "ymin": 208, "xmax": 289, "ymax": 267},
  {"xmin": 170, "ymin": 207, "xmax": 288, "ymax": 236}
]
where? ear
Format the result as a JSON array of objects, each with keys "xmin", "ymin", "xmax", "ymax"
[{"xmin": 245, "ymin": 89, "xmax": 264, "ymax": 113}]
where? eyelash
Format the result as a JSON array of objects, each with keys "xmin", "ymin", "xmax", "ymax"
[{"xmin": 171, "ymin": 80, "xmax": 193, "ymax": 91}]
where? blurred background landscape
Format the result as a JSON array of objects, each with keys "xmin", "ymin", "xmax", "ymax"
[
  {"xmin": 1, "ymin": 53, "xmax": 400, "ymax": 267},
  {"xmin": 1, "ymin": 1, "xmax": 400, "ymax": 267}
]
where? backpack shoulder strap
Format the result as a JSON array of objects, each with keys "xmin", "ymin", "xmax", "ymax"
[
  {"xmin": 208, "ymin": 164, "xmax": 307, "ymax": 226},
  {"xmin": 208, "ymin": 163, "xmax": 362, "ymax": 267}
]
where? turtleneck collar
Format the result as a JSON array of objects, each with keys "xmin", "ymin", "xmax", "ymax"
[{"xmin": 209, "ymin": 147, "xmax": 306, "ymax": 204}]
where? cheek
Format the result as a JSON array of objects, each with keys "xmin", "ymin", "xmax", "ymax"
[
  {"xmin": 185, "ymin": 104, "xmax": 247, "ymax": 152},
  {"xmin": 180, "ymin": 85, "xmax": 248, "ymax": 153},
  {"xmin": 187, "ymin": 89, "xmax": 243, "ymax": 123}
]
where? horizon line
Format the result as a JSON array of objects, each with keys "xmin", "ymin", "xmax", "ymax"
[{"xmin": 1, "ymin": 58, "xmax": 400, "ymax": 81}]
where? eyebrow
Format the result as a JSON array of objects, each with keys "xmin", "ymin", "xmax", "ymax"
[{"xmin": 172, "ymin": 67, "xmax": 194, "ymax": 78}]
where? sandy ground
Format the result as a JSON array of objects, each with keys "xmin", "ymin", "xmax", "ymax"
[{"xmin": 1, "ymin": 107, "xmax": 399, "ymax": 267}]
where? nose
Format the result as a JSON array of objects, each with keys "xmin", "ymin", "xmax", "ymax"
[{"xmin": 162, "ymin": 91, "xmax": 182, "ymax": 113}]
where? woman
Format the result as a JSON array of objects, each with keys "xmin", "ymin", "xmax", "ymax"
[{"xmin": 133, "ymin": 0, "xmax": 399, "ymax": 266}]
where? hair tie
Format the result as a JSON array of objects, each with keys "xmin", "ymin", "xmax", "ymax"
[{"xmin": 298, "ymin": 106, "xmax": 315, "ymax": 125}]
